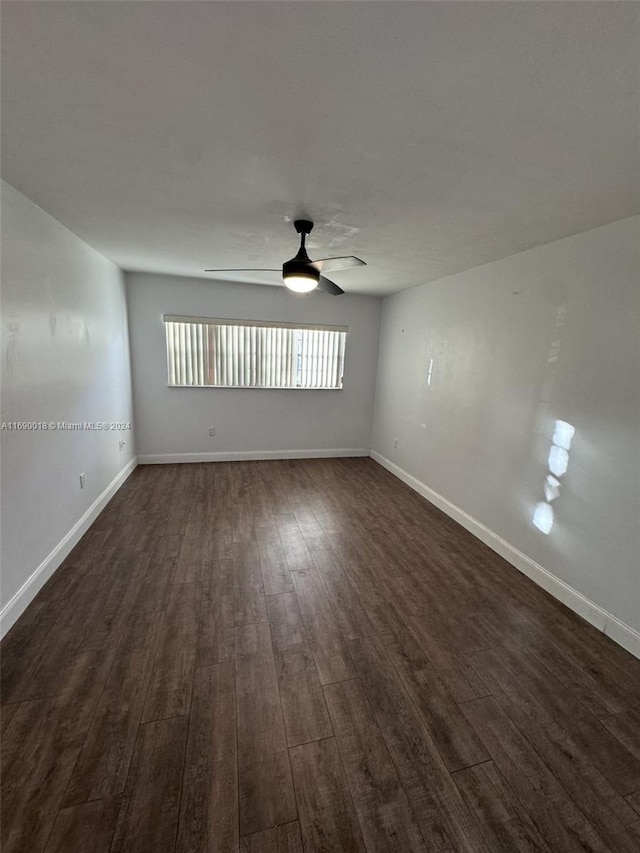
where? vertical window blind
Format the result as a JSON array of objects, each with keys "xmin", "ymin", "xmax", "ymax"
[{"xmin": 163, "ymin": 316, "xmax": 348, "ymax": 389}]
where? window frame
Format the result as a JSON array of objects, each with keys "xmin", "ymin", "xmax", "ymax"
[{"xmin": 162, "ymin": 315, "xmax": 350, "ymax": 391}]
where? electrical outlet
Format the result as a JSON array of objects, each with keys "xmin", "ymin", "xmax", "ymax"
[
  {"xmin": 393, "ymin": 439, "xmax": 398, "ymax": 449},
  {"xmin": 79, "ymin": 472, "xmax": 86, "ymax": 489},
  {"xmin": 208, "ymin": 427, "xmax": 216, "ymax": 436}
]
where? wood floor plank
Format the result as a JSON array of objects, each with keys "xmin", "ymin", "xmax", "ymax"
[
  {"xmin": 142, "ymin": 582, "xmax": 201, "ymax": 721},
  {"xmin": 627, "ymin": 791, "xmax": 640, "ymax": 817},
  {"xmin": 516, "ymin": 626, "xmax": 627, "ymax": 718},
  {"xmin": 291, "ymin": 565, "xmax": 355, "ymax": 685},
  {"xmin": 248, "ymin": 470, "xmax": 277, "ymax": 531},
  {"xmin": 202, "ymin": 556, "xmax": 235, "ymax": 622},
  {"xmin": 266, "ymin": 592, "xmax": 308, "ymax": 650},
  {"xmin": 459, "ymin": 695, "xmax": 546, "ymax": 780},
  {"xmin": 176, "ymin": 662, "xmax": 238, "ymax": 853},
  {"xmin": 290, "ymin": 737, "xmax": 367, "ymax": 853},
  {"xmin": 386, "ymin": 647, "xmax": 490, "ymax": 772},
  {"xmin": 324, "ymin": 678, "xmax": 428, "ymax": 852},
  {"xmin": 1, "ymin": 700, "xmax": 43, "ymax": 776},
  {"xmin": 256, "ymin": 525, "xmax": 294, "ymax": 596},
  {"xmin": 452, "ymin": 760, "xmax": 552, "ymax": 852},
  {"xmin": 467, "ymin": 647, "xmax": 640, "ymax": 851},
  {"xmin": 231, "ymin": 496, "xmax": 255, "ymax": 546},
  {"xmin": 348, "ymin": 635, "xmax": 489, "ymax": 852},
  {"xmin": 240, "ymin": 821, "xmax": 303, "ymax": 852},
  {"xmin": 519, "ymin": 771, "xmax": 612, "ymax": 853},
  {"xmin": 236, "ymin": 621, "xmax": 296, "ymax": 834},
  {"xmin": 275, "ymin": 512, "xmax": 315, "ymax": 572},
  {"xmin": 210, "ymin": 511, "xmax": 235, "ymax": 559},
  {"xmin": 235, "ymin": 622, "xmax": 288, "ymax": 755},
  {"xmin": 475, "ymin": 634, "xmax": 640, "ymax": 796},
  {"xmin": 63, "ymin": 611, "xmax": 163, "ymax": 804},
  {"xmin": 130, "ymin": 534, "xmax": 183, "ymax": 614},
  {"xmin": 391, "ymin": 609, "xmax": 490, "ymax": 705},
  {"xmin": 1, "ymin": 598, "xmax": 77, "ymax": 703},
  {"xmin": 601, "ymin": 708, "xmax": 640, "ymax": 764},
  {"xmin": 263, "ymin": 467, "xmax": 294, "ymax": 516},
  {"xmin": 275, "ymin": 643, "xmax": 333, "ymax": 747},
  {"xmin": 234, "ymin": 540, "xmax": 269, "ymax": 626},
  {"xmin": 311, "ymin": 548, "xmax": 376, "ymax": 640},
  {"xmin": 197, "ymin": 606, "xmax": 236, "ymax": 665},
  {"xmin": 23, "ymin": 547, "xmax": 117, "ymax": 667},
  {"xmin": 629, "ymin": 821, "xmax": 640, "ymax": 846},
  {"xmin": 43, "ymin": 798, "xmax": 120, "ymax": 853},
  {"xmin": 528, "ymin": 614, "xmax": 640, "ymax": 710},
  {"xmin": 163, "ymin": 478, "xmax": 195, "ymax": 537},
  {"xmin": 0, "ymin": 699, "xmax": 21, "ymax": 735},
  {"xmin": 79, "ymin": 554, "xmax": 147, "ymax": 651},
  {"xmin": 238, "ymin": 751, "xmax": 297, "ymax": 837},
  {"xmin": 111, "ymin": 715, "xmax": 188, "ymax": 853},
  {"xmin": 293, "ymin": 509, "xmax": 322, "ymax": 535},
  {"xmin": 174, "ymin": 519, "xmax": 208, "ymax": 584},
  {"xmin": 294, "ymin": 509, "xmax": 331, "ymax": 554},
  {"xmin": 1, "ymin": 648, "xmax": 117, "ymax": 853},
  {"xmin": 35, "ymin": 561, "xmax": 85, "ymax": 604},
  {"xmin": 568, "ymin": 715, "xmax": 640, "ymax": 798}
]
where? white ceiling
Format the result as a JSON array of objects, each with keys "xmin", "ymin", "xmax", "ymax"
[{"xmin": 2, "ymin": 1, "xmax": 638, "ymax": 296}]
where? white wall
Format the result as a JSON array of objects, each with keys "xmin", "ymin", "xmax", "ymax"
[
  {"xmin": 371, "ymin": 217, "xmax": 640, "ymax": 652},
  {"xmin": 1, "ymin": 182, "xmax": 136, "ymax": 634},
  {"xmin": 126, "ymin": 272, "xmax": 381, "ymax": 461}
]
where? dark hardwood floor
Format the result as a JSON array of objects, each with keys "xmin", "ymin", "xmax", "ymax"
[{"xmin": 2, "ymin": 457, "xmax": 640, "ymax": 852}]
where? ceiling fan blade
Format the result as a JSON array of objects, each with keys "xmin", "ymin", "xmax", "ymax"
[
  {"xmin": 204, "ymin": 268, "xmax": 280, "ymax": 272},
  {"xmin": 316, "ymin": 276, "xmax": 344, "ymax": 296},
  {"xmin": 313, "ymin": 256, "xmax": 366, "ymax": 273}
]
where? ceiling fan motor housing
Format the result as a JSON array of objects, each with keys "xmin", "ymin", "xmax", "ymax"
[{"xmin": 282, "ymin": 256, "xmax": 319, "ymax": 284}]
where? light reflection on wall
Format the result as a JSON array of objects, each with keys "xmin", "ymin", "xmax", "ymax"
[
  {"xmin": 544, "ymin": 475, "xmax": 560, "ymax": 502},
  {"xmin": 532, "ymin": 502, "xmax": 554, "ymax": 535},
  {"xmin": 548, "ymin": 445, "xmax": 569, "ymax": 477},
  {"xmin": 426, "ymin": 357, "xmax": 434, "ymax": 386},
  {"xmin": 533, "ymin": 419, "xmax": 575, "ymax": 535}
]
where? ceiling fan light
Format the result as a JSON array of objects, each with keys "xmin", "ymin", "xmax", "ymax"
[
  {"xmin": 283, "ymin": 273, "xmax": 317, "ymax": 293},
  {"xmin": 282, "ymin": 255, "xmax": 319, "ymax": 293}
]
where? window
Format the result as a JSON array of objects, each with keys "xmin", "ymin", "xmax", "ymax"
[{"xmin": 163, "ymin": 315, "xmax": 348, "ymax": 389}]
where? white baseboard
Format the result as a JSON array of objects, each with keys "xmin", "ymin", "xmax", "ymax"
[
  {"xmin": 139, "ymin": 448, "xmax": 369, "ymax": 464},
  {"xmin": 0, "ymin": 456, "xmax": 138, "ymax": 639},
  {"xmin": 370, "ymin": 450, "xmax": 640, "ymax": 660}
]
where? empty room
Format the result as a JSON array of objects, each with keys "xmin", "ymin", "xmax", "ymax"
[{"xmin": 1, "ymin": 2, "xmax": 639, "ymax": 852}]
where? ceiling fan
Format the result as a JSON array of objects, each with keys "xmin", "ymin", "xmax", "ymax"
[{"xmin": 205, "ymin": 219, "xmax": 365, "ymax": 296}]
